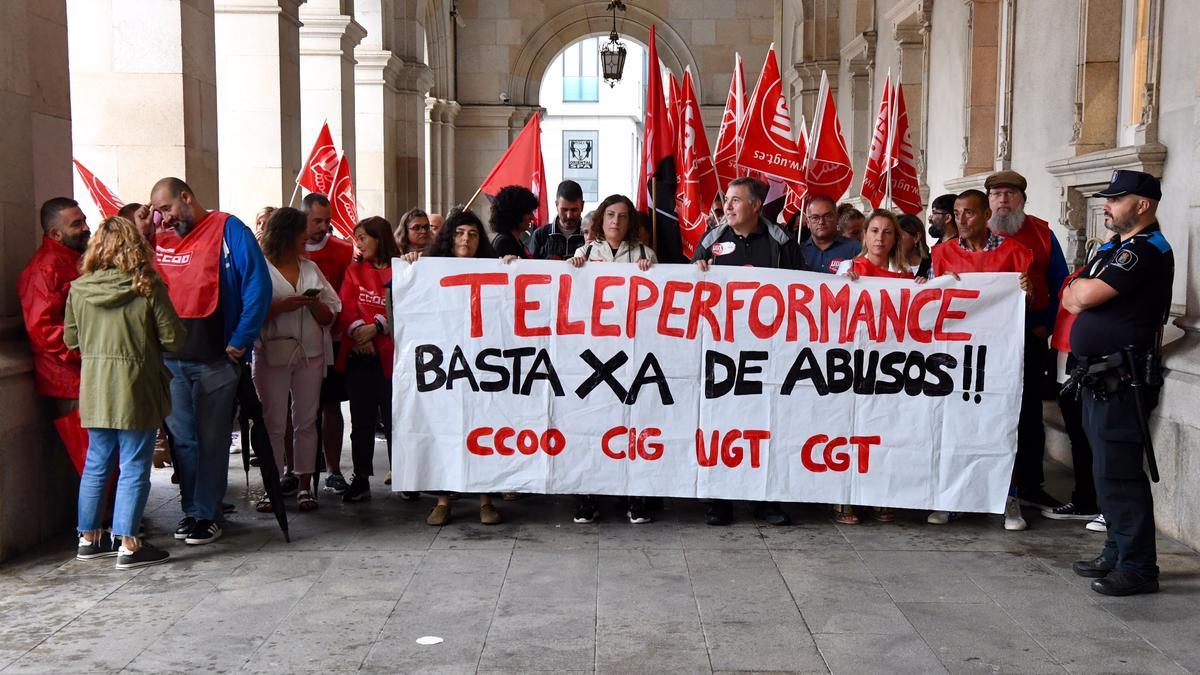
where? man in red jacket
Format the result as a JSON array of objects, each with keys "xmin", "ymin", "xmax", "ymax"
[
  {"xmin": 18, "ymin": 197, "xmax": 91, "ymax": 472},
  {"xmin": 985, "ymin": 171, "xmax": 1071, "ymax": 517},
  {"xmin": 302, "ymin": 193, "xmax": 354, "ymax": 494}
]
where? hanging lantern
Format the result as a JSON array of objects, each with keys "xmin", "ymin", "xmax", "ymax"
[{"xmin": 600, "ymin": 1, "xmax": 628, "ymax": 87}]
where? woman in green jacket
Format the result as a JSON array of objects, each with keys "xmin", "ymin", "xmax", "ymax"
[{"xmin": 64, "ymin": 216, "xmax": 185, "ymax": 569}]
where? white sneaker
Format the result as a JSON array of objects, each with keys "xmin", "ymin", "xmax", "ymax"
[
  {"xmin": 927, "ymin": 511, "xmax": 950, "ymax": 525},
  {"xmin": 1004, "ymin": 496, "xmax": 1027, "ymax": 531},
  {"xmin": 1086, "ymin": 514, "xmax": 1107, "ymax": 532}
]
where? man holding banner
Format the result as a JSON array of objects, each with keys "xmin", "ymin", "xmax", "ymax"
[{"xmin": 693, "ymin": 176, "xmax": 804, "ymax": 526}]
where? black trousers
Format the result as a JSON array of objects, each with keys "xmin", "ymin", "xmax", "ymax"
[
  {"xmin": 1016, "ymin": 333, "xmax": 1048, "ymax": 492},
  {"xmin": 1058, "ymin": 354, "xmax": 1097, "ymax": 510},
  {"xmin": 1082, "ymin": 385, "xmax": 1159, "ymax": 578},
  {"xmin": 345, "ymin": 352, "xmax": 392, "ymax": 479}
]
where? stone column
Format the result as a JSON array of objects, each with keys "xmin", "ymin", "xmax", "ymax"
[
  {"xmin": 67, "ymin": 0, "xmax": 220, "ymax": 207},
  {"xmin": 394, "ymin": 61, "xmax": 434, "ymax": 213},
  {"xmin": 354, "ymin": 49, "xmax": 400, "ymax": 222},
  {"xmin": 440, "ymin": 100, "xmax": 461, "ymax": 211},
  {"xmin": 214, "ymin": 0, "xmax": 303, "ymax": 220},
  {"xmin": 425, "ymin": 97, "xmax": 443, "ymax": 213},
  {"xmin": 0, "ymin": 0, "xmax": 79, "ymax": 561},
  {"xmin": 425, "ymin": 97, "xmax": 462, "ymax": 214},
  {"xmin": 299, "ymin": 0, "xmax": 365, "ymax": 182}
]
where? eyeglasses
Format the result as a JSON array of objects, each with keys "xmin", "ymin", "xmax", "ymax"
[
  {"xmin": 806, "ymin": 213, "xmax": 837, "ymax": 223},
  {"xmin": 409, "ymin": 223, "xmax": 431, "ymax": 232}
]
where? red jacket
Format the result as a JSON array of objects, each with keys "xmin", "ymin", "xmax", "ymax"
[
  {"xmin": 18, "ymin": 237, "xmax": 82, "ymax": 398},
  {"xmin": 1006, "ymin": 215, "xmax": 1051, "ymax": 311},
  {"xmin": 305, "ymin": 232, "xmax": 354, "ymax": 292},
  {"xmin": 335, "ymin": 262, "xmax": 394, "ymax": 377}
]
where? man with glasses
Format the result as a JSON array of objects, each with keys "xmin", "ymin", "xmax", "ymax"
[
  {"xmin": 530, "ymin": 180, "xmax": 586, "ymax": 260},
  {"xmin": 928, "ymin": 193, "xmax": 958, "ymax": 244},
  {"xmin": 800, "ymin": 195, "xmax": 861, "ymax": 274}
]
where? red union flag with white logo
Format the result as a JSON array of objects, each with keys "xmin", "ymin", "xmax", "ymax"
[
  {"xmin": 735, "ymin": 45, "xmax": 806, "ymax": 185},
  {"xmin": 329, "ymin": 154, "xmax": 358, "ymax": 238},
  {"xmin": 72, "ymin": 160, "xmax": 124, "ymax": 218},
  {"xmin": 479, "ymin": 112, "xmax": 549, "ymax": 227},
  {"xmin": 887, "ymin": 82, "xmax": 923, "ymax": 215},
  {"xmin": 675, "ymin": 70, "xmax": 718, "ymax": 258},
  {"xmin": 805, "ymin": 71, "xmax": 854, "ymax": 201},
  {"xmin": 298, "ymin": 122, "xmax": 339, "ymax": 196},
  {"xmin": 713, "ymin": 53, "xmax": 747, "ymax": 195},
  {"xmin": 781, "ymin": 119, "xmax": 809, "ymax": 223},
  {"xmin": 859, "ymin": 73, "xmax": 893, "ymax": 209}
]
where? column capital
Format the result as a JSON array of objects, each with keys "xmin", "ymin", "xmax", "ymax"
[
  {"xmin": 299, "ymin": 13, "xmax": 367, "ymax": 56},
  {"xmin": 841, "ymin": 31, "xmax": 877, "ymax": 77},
  {"xmin": 354, "ymin": 49, "xmax": 402, "ymax": 89},
  {"xmin": 214, "ymin": 0, "xmax": 304, "ymax": 27},
  {"xmin": 426, "ymin": 97, "xmax": 462, "ymax": 124},
  {"xmin": 395, "ymin": 60, "xmax": 435, "ymax": 95}
]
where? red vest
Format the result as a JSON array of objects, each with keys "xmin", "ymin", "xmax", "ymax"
[
  {"xmin": 335, "ymin": 262, "xmax": 394, "ymax": 377},
  {"xmin": 932, "ymin": 236, "xmax": 1033, "ymax": 276},
  {"xmin": 849, "ymin": 257, "xmax": 913, "ymax": 279},
  {"xmin": 305, "ymin": 233, "xmax": 354, "ymax": 291},
  {"xmin": 155, "ymin": 211, "xmax": 229, "ymax": 319},
  {"xmin": 1006, "ymin": 215, "xmax": 1052, "ymax": 311},
  {"xmin": 1050, "ymin": 269, "xmax": 1084, "ymax": 352}
]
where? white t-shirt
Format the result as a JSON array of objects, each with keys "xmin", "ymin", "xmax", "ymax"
[{"xmin": 260, "ymin": 258, "xmax": 342, "ymax": 363}]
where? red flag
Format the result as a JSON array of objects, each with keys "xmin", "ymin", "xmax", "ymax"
[
  {"xmin": 735, "ymin": 45, "xmax": 806, "ymax": 185},
  {"xmin": 781, "ymin": 119, "xmax": 809, "ymax": 223},
  {"xmin": 713, "ymin": 54, "xmax": 748, "ymax": 195},
  {"xmin": 479, "ymin": 112, "xmax": 549, "ymax": 227},
  {"xmin": 72, "ymin": 160, "xmax": 124, "ymax": 218},
  {"xmin": 887, "ymin": 82, "xmax": 923, "ymax": 215},
  {"xmin": 675, "ymin": 70, "xmax": 719, "ymax": 258},
  {"xmin": 297, "ymin": 122, "xmax": 339, "ymax": 195},
  {"xmin": 805, "ymin": 71, "xmax": 854, "ymax": 201},
  {"xmin": 636, "ymin": 25, "xmax": 676, "ymax": 217},
  {"xmin": 859, "ymin": 73, "xmax": 893, "ymax": 209},
  {"xmin": 329, "ymin": 155, "xmax": 358, "ymax": 238},
  {"xmin": 667, "ymin": 72, "xmax": 683, "ymax": 157}
]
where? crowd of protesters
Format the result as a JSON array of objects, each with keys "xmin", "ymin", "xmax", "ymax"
[{"xmin": 20, "ymin": 170, "xmax": 1104, "ymax": 570}]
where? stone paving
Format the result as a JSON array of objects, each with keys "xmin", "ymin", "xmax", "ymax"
[{"xmin": 1, "ymin": 447, "xmax": 1198, "ymax": 674}]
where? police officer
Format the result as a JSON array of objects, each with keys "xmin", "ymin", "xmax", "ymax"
[{"xmin": 1064, "ymin": 170, "xmax": 1173, "ymax": 596}]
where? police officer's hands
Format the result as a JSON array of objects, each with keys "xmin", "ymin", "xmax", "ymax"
[{"xmin": 694, "ymin": 259, "xmax": 711, "ymax": 273}]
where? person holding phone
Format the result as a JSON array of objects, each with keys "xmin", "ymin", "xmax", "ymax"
[{"xmin": 252, "ymin": 207, "xmax": 341, "ymax": 512}]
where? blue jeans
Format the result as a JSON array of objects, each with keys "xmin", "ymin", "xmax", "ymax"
[
  {"xmin": 165, "ymin": 358, "xmax": 240, "ymax": 522},
  {"xmin": 78, "ymin": 428, "xmax": 156, "ymax": 538}
]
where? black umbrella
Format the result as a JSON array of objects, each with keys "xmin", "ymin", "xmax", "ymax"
[{"xmin": 236, "ymin": 363, "xmax": 290, "ymax": 542}]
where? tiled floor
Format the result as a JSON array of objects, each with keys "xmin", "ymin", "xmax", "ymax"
[{"xmin": 0, "ymin": 447, "xmax": 1196, "ymax": 674}]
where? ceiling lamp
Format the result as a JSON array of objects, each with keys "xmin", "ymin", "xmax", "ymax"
[{"xmin": 600, "ymin": 1, "xmax": 628, "ymax": 87}]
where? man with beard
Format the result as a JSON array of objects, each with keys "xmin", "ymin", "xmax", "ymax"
[
  {"xmin": 1065, "ymin": 170, "xmax": 1172, "ymax": 596},
  {"xmin": 19, "ymin": 198, "xmax": 92, "ymax": 473},
  {"xmin": 301, "ymin": 193, "xmax": 355, "ymax": 494},
  {"xmin": 928, "ymin": 193, "xmax": 958, "ymax": 244},
  {"xmin": 530, "ymin": 180, "xmax": 585, "ymax": 260},
  {"xmin": 151, "ymin": 177, "xmax": 270, "ymax": 546},
  {"xmin": 985, "ymin": 171, "xmax": 1069, "ymax": 515}
]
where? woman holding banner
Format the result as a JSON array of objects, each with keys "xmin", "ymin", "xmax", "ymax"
[
  {"xmin": 489, "ymin": 185, "xmax": 538, "ymax": 259},
  {"xmin": 568, "ymin": 194, "xmax": 656, "ymax": 524},
  {"xmin": 337, "ymin": 216, "xmax": 404, "ymax": 503},
  {"xmin": 402, "ymin": 209, "xmax": 505, "ymax": 526},
  {"xmin": 834, "ymin": 209, "xmax": 913, "ymax": 524}
]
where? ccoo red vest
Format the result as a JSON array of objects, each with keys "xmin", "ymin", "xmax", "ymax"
[
  {"xmin": 1050, "ymin": 269, "xmax": 1084, "ymax": 352},
  {"xmin": 335, "ymin": 262, "xmax": 394, "ymax": 377},
  {"xmin": 848, "ymin": 257, "xmax": 913, "ymax": 279},
  {"xmin": 155, "ymin": 211, "xmax": 229, "ymax": 319},
  {"xmin": 1006, "ymin": 215, "xmax": 1052, "ymax": 311},
  {"xmin": 932, "ymin": 236, "xmax": 1033, "ymax": 277}
]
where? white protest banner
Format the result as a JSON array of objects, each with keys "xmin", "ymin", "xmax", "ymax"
[{"xmin": 392, "ymin": 259, "xmax": 1025, "ymax": 514}]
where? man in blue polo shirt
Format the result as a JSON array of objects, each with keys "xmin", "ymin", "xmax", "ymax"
[{"xmin": 800, "ymin": 195, "xmax": 860, "ymax": 274}]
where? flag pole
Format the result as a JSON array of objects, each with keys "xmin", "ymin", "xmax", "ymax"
[
  {"xmin": 884, "ymin": 73, "xmax": 896, "ymax": 210},
  {"xmin": 464, "ymin": 186, "xmax": 484, "ymax": 212},
  {"xmin": 288, "ymin": 181, "xmax": 301, "ymax": 208},
  {"xmin": 292, "ymin": 118, "xmax": 330, "ymax": 207},
  {"xmin": 651, "ymin": 179, "xmax": 659, "ymax": 252}
]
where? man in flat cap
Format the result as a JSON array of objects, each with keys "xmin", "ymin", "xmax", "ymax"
[
  {"xmin": 1064, "ymin": 170, "xmax": 1173, "ymax": 596},
  {"xmin": 984, "ymin": 170, "xmax": 1070, "ymax": 518}
]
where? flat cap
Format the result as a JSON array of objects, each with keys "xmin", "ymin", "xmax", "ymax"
[{"xmin": 984, "ymin": 170, "xmax": 1027, "ymax": 192}]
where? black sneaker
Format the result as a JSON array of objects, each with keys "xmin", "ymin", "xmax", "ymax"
[
  {"xmin": 76, "ymin": 533, "xmax": 119, "ymax": 560},
  {"xmin": 573, "ymin": 496, "xmax": 599, "ymax": 524},
  {"xmin": 174, "ymin": 516, "xmax": 196, "ymax": 540},
  {"xmin": 1041, "ymin": 502, "xmax": 1099, "ymax": 521},
  {"xmin": 342, "ymin": 475, "xmax": 371, "ymax": 503},
  {"xmin": 115, "ymin": 542, "xmax": 170, "ymax": 569},
  {"xmin": 184, "ymin": 520, "xmax": 222, "ymax": 545},
  {"xmin": 627, "ymin": 498, "xmax": 652, "ymax": 525},
  {"xmin": 753, "ymin": 502, "xmax": 793, "ymax": 526},
  {"xmin": 222, "ymin": 501, "xmax": 236, "ymax": 514},
  {"xmin": 324, "ymin": 472, "xmax": 349, "ymax": 495},
  {"xmin": 280, "ymin": 472, "xmax": 300, "ymax": 497},
  {"xmin": 1018, "ymin": 488, "xmax": 1063, "ymax": 511},
  {"xmin": 706, "ymin": 501, "xmax": 733, "ymax": 526}
]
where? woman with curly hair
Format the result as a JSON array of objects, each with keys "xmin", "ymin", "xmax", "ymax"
[
  {"xmin": 64, "ymin": 216, "xmax": 185, "ymax": 569},
  {"xmin": 488, "ymin": 185, "xmax": 538, "ymax": 258},
  {"xmin": 402, "ymin": 208, "xmax": 504, "ymax": 525},
  {"xmin": 396, "ymin": 207, "xmax": 433, "ymax": 254}
]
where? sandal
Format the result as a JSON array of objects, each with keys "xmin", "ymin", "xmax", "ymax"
[
  {"xmin": 872, "ymin": 507, "xmax": 896, "ymax": 522},
  {"xmin": 297, "ymin": 490, "xmax": 318, "ymax": 511},
  {"xmin": 834, "ymin": 505, "xmax": 860, "ymax": 525},
  {"xmin": 255, "ymin": 495, "xmax": 274, "ymax": 513}
]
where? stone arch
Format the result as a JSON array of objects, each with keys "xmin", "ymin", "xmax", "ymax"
[
  {"xmin": 418, "ymin": 0, "xmax": 453, "ymax": 99},
  {"xmin": 509, "ymin": 2, "xmax": 700, "ymax": 107}
]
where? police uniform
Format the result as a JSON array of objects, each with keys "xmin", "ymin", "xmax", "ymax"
[{"xmin": 1068, "ymin": 170, "xmax": 1173, "ymax": 596}]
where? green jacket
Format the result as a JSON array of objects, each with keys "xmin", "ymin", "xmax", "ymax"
[{"xmin": 64, "ymin": 269, "xmax": 186, "ymax": 430}]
